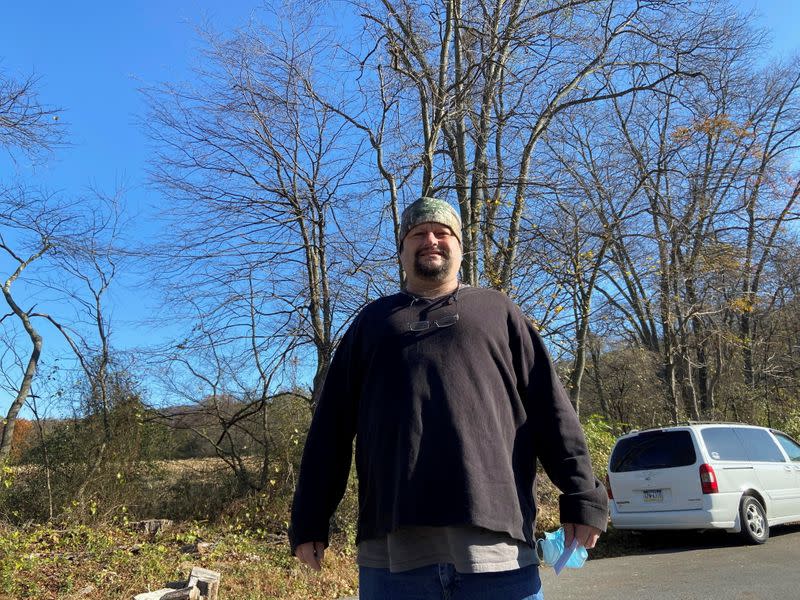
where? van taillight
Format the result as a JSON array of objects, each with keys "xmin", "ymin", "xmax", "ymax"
[
  {"xmin": 605, "ymin": 473, "xmax": 613, "ymax": 499},
  {"xmin": 699, "ymin": 464, "xmax": 718, "ymax": 494}
]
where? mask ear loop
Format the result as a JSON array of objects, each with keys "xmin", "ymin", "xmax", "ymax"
[{"xmin": 535, "ymin": 537, "xmax": 546, "ymax": 564}]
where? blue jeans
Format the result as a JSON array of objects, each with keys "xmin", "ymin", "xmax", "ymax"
[{"xmin": 358, "ymin": 563, "xmax": 544, "ymax": 600}]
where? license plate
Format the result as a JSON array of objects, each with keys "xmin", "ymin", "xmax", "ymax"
[{"xmin": 643, "ymin": 489, "xmax": 663, "ymax": 503}]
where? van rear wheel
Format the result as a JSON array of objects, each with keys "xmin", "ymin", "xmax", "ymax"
[{"xmin": 739, "ymin": 495, "xmax": 768, "ymax": 544}]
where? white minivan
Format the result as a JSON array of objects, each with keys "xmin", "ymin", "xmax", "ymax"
[{"xmin": 606, "ymin": 423, "xmax": 800, "ymax": 543}]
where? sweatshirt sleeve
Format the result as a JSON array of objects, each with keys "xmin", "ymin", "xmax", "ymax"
[
  {"xmin": 288, "ymin": 319, "xmax": 361, "ymax": 554},
  {"xmin": 513, "ymin": 308, "xmax": 608, "ymax": 532}
]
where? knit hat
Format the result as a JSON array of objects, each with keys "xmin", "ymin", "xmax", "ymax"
[{"xmin": 399, "ymin": 197, "xmax": 462, "ymax": 246}]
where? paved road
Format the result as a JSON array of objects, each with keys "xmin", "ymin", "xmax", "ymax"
[
  {"xmin": 540, "ymin": 524, "xmax": 800, "ymax": 600},
  {"xmin": 339, "ymin": 523, "xmax": 800, "ymax": 600}
]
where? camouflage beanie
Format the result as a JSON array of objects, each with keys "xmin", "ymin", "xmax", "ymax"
[{"xmin": 399, "ymin": 197, "xmax": 462, "ymax": 247}]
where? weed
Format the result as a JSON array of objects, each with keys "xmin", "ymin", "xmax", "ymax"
[{"xmin": 0, "ymin": 521, "xmax": 358, "ymax": 600}]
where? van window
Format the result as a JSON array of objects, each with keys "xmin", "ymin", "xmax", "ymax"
[
  {"xmin": 702, "ymin": 427, "xmax": 786, "ymax": 462},
  {"xmin": 734, "ymin": 428, "xmax": 785, "ymax": 462},
  {"xmin": 773, "ymin": 432, "xmax": 800, "ymax": 462},
  {"xmin": 609, "ymin": 430, "xmax": 696, "ymax": 472},
  {"xmin": 702, "ymin": 428, "xmax": 749, "ymax": 461}
]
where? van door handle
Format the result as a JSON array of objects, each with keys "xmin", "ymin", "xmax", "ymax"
[{"xmin": 785, "ymin": 465, "xmax": 793, "ymax": 472}]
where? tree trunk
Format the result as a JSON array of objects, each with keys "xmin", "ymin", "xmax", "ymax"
[
  {"xmin": 0, "ymin": 334, "xmax": 40, "ymax": 463},
  {"xmin": 1, "ymin": 254, "xmax": 47, "ymax": 464}
]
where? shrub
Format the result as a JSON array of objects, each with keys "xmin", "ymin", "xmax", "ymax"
[{"xmin": 582, "ymin": 413, "xmax": 617, "ymax": 478}]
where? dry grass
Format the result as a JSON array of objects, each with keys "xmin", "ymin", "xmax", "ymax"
[
  {"xmin": 154, "ymin": 457, "xmax": 262, "ymax": 475},
  {"xmin": 0, "ymin": 521, "xmax": 358, "ymax": 600}
]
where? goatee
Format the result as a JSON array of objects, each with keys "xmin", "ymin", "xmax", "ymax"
[{"xmin": 414, "ymin": 249, "xmax": 452, "ymax": 281}]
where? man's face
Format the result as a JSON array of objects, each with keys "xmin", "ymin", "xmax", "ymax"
[{"xmin": 399, "ymin": 222, "xmax": 462, "ymax": 285}]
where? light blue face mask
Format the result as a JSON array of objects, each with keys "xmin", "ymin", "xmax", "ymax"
[{"xmin": 536, "ymin": 527, "xmax": 588, "ymax": 575}]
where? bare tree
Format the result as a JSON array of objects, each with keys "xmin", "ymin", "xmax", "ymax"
[
  {"xmin": 347, "ymin": 0, "xmax": 734, "ymax": 296},
  {"xmin": 0, "ymin": 68, "xmax": 63, "ymax": 161},
  {"xmin": 734, "ymin": 61, "xmax": 800, "ymax": 390},
  {"xmin": 535, "ymin": 107, "xmax": 638, "ymax": 414},
  {"xmin": 0, "ymin": 190, "xmax": 77, "ymax": 463},
  {"xmin": 551, "ymin": 37, "xmax": 800, "ymax": 424},
  {"xmin": 141, "ymin": 12, "xmax": 383, "ymax": 493},
  {"xmin": 0, "ymin": 69, "xmax": 64, "ymax": 464},
  {"xmin": 30, "ymin": 193, "xmax": 128, "ymax": 502},
  {"xmin": 144, "ymin": 18, "xmax": 371, "ymax": 408},
  {"xmin": 149, "ymin": 274, "xmax": 304, "ymax": 493}
]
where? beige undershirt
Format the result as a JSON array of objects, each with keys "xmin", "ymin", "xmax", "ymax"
[{"xmin": 357, "ymin": 525, "xmax": 538, "ymax": 573}]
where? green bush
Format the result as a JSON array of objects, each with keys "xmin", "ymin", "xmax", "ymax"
[
  {"xmin": 582, "ymin": 413, "xmax": 617, "ymax": 478},
  {"xmin": 776, "ymin": 409, "xmax": 800, "ymax": 441},
  {"xmin": 0, "ymin": 397, "xmax": 170, "ymax": 524}
]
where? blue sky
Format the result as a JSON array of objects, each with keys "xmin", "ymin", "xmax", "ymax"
[
  {"xmin": 746, "ymin": 0, "xmax": 800, "ymax": 61},
  {"xmin": 0, "ymin": 0, "xmax": 798, "ymax": 415},
  {"xmin": 1, "ymin": 2, "xmax": 267, "ymax": 190},
  {"xmin": 0, "ymin": 3, "xmax": 274, "ymax": 340}
]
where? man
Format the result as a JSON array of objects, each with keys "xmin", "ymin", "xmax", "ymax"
[{"xmin": 290, "ymin": 196, "xmax": 607, "ymax": 599}]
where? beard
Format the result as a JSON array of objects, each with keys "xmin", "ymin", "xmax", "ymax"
[{"xmin": 414, "ymin": 248, "xmax": 453, "ymax": 281}]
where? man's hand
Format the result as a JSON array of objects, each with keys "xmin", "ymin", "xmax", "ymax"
[
  {"xmin": 295, "ymin": 541, "xmax": 326, "ymax": 570},
  {"xmin": 562, "ymin": 523, "xmax": 601, "ymax": 549}
]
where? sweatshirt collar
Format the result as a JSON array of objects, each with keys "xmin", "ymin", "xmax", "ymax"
[{"xmin": 400, "ymin": 283, "xmax": 467, "ymax": 303}]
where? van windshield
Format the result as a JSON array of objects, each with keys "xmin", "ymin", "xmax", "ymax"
[{"xmin": 610, "ymin": 430, "xmax": 697, "ymax": 472}]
